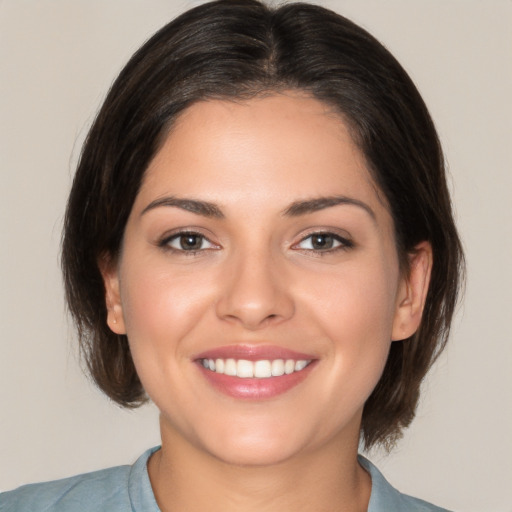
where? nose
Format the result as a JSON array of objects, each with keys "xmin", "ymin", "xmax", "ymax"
[{"xmin": 215, "ymin": 250, "xmax": 295, "ymax": 330}]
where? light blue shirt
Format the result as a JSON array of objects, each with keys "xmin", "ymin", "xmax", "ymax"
[{"xmin": 0, "ymin": 447, "xmax": 451, "ymax": 511}]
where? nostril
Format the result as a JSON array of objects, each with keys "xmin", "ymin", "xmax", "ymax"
[{"xmin": 259, "ymin": 313, "xmax": 283, "ymax": 328}]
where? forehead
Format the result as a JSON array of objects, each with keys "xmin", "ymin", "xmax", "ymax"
[{"xmin": 136, "ymin": 93, "xmax": 388, "ymax": 221}]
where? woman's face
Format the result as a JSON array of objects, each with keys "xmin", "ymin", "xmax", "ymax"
[{"xmin": 104, "ymin": 93, "xmax": 427, "ymax": 465}]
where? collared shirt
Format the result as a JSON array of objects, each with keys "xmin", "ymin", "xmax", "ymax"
[{"xmin": 0, "ymin": 447, "xmax": 452, "ymax": 511}]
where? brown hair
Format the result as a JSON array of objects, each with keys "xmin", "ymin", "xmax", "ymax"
[{"xmin": 62, "ymin": 0, "xmax": 464, "ymax": 449}]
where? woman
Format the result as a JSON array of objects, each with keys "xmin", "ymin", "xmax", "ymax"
[{"xmin": 2, "ymin": 1, "xmax": 464, "ymax": 510}]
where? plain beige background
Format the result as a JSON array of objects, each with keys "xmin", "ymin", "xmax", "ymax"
[{"xmin": 1, "ymin": 1, "xmax": 511, "ymax": 510}]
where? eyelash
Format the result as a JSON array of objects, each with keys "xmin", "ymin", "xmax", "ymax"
[
  {"xmin": 158, "ymin": 231, "xmax": 218, "ymax": 255},
  {"xmin": 158, "ymin": 230, "xmax": 353, "ymax": 256},
  {"xmin": 293, "ymin": 231, "xmax": 354, "ymax": 255}
]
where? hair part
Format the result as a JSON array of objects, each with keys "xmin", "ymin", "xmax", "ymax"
[{"xmin": 62, "ymin": 0, "xmax": 464, "ymax": 450}]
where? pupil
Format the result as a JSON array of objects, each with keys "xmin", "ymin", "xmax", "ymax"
[
  {"xmin": 312, "ymin": 234, "xmax": 332, "ymax": 250},
  {"xmin": 181, "ymin": 234, "xmax": 201, "ymax": 250}
]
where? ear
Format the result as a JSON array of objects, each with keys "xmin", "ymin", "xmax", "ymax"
[
  {"xmin": 391, "ymin": 241, "xmax": 433, "ymax": 342},
  {"xmin": 98, "ymin": 254, "xmax": 127, "ymax": 335}
]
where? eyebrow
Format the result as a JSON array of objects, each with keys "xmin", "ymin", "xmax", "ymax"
[
  {"xmin": 141, "ymin": 197, "xmax": 225, "ymax": 218},
  {"xmin": 140, "ymin": 194, "xmax": 375, "ymax": 221},
  {"xmin": 282, "ymin": 195, "xmax": 376, "ymax": 221}
]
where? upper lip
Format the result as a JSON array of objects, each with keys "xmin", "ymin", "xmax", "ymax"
[{"xmin": 193, "ymin": 344, "xmax": 316, "ymax": 362}]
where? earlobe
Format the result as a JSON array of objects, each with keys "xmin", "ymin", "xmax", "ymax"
[
  {"xmin": 98, "ymin": 255, "xmax": 127, "ymax": 335},
  {"xmin": 391, "ymin": 241, "xmax": 433, "ymax": 341}
]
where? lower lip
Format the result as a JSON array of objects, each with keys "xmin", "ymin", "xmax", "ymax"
[{"xmin": 197, "ymin": 362, "xmax": 316, "ymax": 400}]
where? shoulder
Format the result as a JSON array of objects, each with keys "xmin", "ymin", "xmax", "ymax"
[
  {"xmin": 0, "ymin": 447, "xmax": 159, "ymax": 512},
  {"xmin": 0, "ymin": 465, "xmax": 131, "ymax": 512},
  {"xmin": 359, "ymin": 456, "xmax": 453, "ymax": 512}
]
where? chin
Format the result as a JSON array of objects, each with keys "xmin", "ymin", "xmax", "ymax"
[
  {"xmin": 209, "ymin": 441, "xmax": 300, "ymax": 468},
  {"xmin": 197, "ymin": 420, "xmax": 309, "ymax": 467}
]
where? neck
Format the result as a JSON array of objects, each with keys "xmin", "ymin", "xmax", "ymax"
[{"xmin": 148, "ymin": 417, "xmax": 371, "ymax": 512}]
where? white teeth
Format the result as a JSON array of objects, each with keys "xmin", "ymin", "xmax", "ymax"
[
  {"xmin": 224, "ymin": 358, "xmax": 237, "ymax": 376},
  {"xmin": 202, "ymin": 357, "xmax": 311, "ymax": 378},
  {"xmin": 271, "ymin": 359, "xmax": 285, "ymax": 377},
  {"xmin": 237, "ymin": 359, "xmax": 254, "ymax": 378},
  {"xmin": 254, "ymin": 360, "xmax": 272, "ymax": 378},
  {"xmin": 295, "ymin": 360, "xmax": 308, "ymax": 371},
  {"xmin": 215, "ymin": 358, "xmax": 224, "ymax": 373},
  {"xmin": 284, "ymin": 359, "xmax": 295, "ymax": 374}
]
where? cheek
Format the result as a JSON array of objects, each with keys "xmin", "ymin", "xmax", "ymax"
[
  {"xmin": 117, "ymin": 260, "xmax": 221, "ymax": 415},
  {"xmin": 296, "ymin": 257, "xmax": 399, "ymax": 387},
  {"xmin": 118, "ymin": 257, "xmax": 218, "ymax": 361},
  {"xmin": 300, "ymin": 254, "xmax": 399, "ymax": 338}
]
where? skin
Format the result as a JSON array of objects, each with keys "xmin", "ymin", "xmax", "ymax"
[{"xmin": 102, "ymin": 93, "xmax": 432, "ymax": 512}]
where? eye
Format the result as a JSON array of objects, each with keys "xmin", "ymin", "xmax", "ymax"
[
  {"xmin": 295, "ymin": 232, "xmax": 353, "ymax": 252},
  {"xmin": 163, "ymin": 232, "xmax": 216, "ymax": 252}
]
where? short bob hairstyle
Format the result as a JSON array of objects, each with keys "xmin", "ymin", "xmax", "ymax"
[{"xmin": 62, "ymin": 0, "xmax": 464, "ymax": 450}]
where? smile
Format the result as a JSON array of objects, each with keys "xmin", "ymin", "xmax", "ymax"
[
  {"xmin": 194, "ymin": 345, "xmax": 316, "ymax": 399},
  {"xmin": 200, "ymin": 358, "xmax": 312, "ymax": 378}
]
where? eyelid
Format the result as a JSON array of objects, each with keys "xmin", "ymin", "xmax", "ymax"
[
  {"xmin": 158, "ymin": 228, "xmax": 220, "ymax": 252},
  {"xmin": 291, "ymin": 229, "xmax": 354, "ymax": 253}
]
